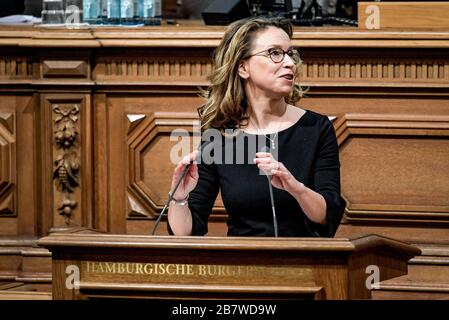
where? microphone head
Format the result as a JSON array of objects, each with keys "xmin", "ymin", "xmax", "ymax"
[
  {"xmin": 259, "ymin": 145, "xmax": 271, "ymax": 153},
  {"xmin": 257, "ymin": 145, "xmax": 274, "ymax": 176}
]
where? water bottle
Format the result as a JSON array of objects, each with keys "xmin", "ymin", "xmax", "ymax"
[
  {"xmin": 99, "ymin": 0, "xmax": 108, "ymax": 24},
  {"xmin": 143, "ymin": 0, "xmax": 153, "ymax": 19},
  {"xmin": 135, "ymin": 0, "xmax": 144, "ymax": 24},
  {"xmin": 143, "ymin": 0, "xmax": 161, "ymax": 25},
  {"xmin": 153, "ymin": 0, "xmax": 162, "ymax": 25},
  {"xmin": 120, "ymin": 0, "xmax": 134, "ymax": 24},
  {"xmin": 82, "ymin": 0, "xmax": 99, "ymax": 24},
  {"xmin": 42, "ymin": 0, "xmax": 65, "ymax": 24},
  {"xmin": 105, "ymin": 0, "xmax": 121, "ymax": 24}
]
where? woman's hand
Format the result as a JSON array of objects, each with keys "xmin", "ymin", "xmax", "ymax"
[
  {"xmin": 254, "ymin": 152, "xmax": 306, "ymax": 195},
  {"xmin": 171, "ymin": 150, "xmax": 199, "ymax": 200}
]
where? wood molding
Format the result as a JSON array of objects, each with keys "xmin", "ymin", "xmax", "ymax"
[
  {"xmin": 93, "ymin": 93, "xmax": 108, "ymax": 232},
  {"xmin": 95, "ymin": 56, "xmax": 213, "ymax": 83},
  {"xmin": 78, "ymin": 282, "xmax": 323, "ymax": 299},
  {"xmin": 0, "ymin": 245, "xmax": 51, "ymax": 290},
  {"xmin": 302, "ymin": 60, "xmax": 449, "ymax": 85},
  {"xmin": 0, "ymin": 291, "xmax": 52, "ymax": 300},
  {"xmin": 2, "ymin": 24, "xmax": 449, "ymax": 48},
  {"xmin": 0, "ymin": 57, "xmax": 33, "ymax": 79},
  {"xmin": 0, "ymin": 112, "xmax": 16, "ymax": 216},
  {"xmin": 42, "ymin": 60, "xmax": 88, "ymax": 78}
]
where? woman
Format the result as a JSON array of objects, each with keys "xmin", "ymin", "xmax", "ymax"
[{"xmin": 167, "ymin": 16, "xmax": 345, "ymax": 237}]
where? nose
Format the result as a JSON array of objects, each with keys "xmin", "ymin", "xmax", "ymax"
[{"xmin": 282, "ymin": 54, "xmax": 295, "ymax": 68}]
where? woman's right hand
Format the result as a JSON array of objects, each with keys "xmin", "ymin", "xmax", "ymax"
[{"xmin": 170, "ymin": 150, "xmax": 199, "ymax": 200}]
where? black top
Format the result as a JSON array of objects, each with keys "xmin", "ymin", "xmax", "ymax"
[{"xmin": 184, "ymin": 109, "xmax": 345, "ymax": 237}]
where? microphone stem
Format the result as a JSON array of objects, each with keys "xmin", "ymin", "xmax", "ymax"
[
  {"xmin": 151, "ymin": 163, "xmax": 191, "ymax": 236},
  {"xmin": 267, "ymin": 176, "xmax": 278, "ymax": 237}
]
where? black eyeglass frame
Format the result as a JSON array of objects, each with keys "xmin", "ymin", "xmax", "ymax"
[{"xmin": 247, "ymin": 47, "xmax": 300, "ymax": 64}]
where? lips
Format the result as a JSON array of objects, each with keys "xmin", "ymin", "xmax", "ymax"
[
  {"xmin": 280, "ymin": 74, "xmax": 293, "ymax": 80},
  {"xmin": 280, "ymin": 73, "xmax": 293, "ymax": 81}
]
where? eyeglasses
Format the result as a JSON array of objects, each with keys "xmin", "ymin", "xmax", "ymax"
[{"xmin": 247, "ymin": 48, "xmax": 300, "ymax": 64}]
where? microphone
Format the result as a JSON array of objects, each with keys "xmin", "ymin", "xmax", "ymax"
[
  {"xmin": 151, "ymin": 160, "xmax": 193, "ymax": 236},
  {"xmin": 267, "ymin": 175, "xmax": 279, "ymax": 237},
  {"xmin": 258, "ymin": 145, "xmax": 279, "ymax": 238}
]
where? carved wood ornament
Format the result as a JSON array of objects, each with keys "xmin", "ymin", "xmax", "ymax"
[{"xmin": 52, "ymin": 104, "xmax": 80, "ymax": 224}]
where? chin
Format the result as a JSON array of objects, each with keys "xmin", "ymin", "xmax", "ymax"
[{"xmin": 274, "ymin": 89, "xmax": 292, "ymax": 98}]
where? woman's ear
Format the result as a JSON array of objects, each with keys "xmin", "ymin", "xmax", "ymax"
[{"xmin": 238, "ymin": 61, "xmax": 249, "ymax": 79}]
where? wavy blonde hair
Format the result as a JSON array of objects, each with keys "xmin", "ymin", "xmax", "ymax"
[{"xmin": 198, "ymin": 16, "xmax": 304, "ymax": 131}]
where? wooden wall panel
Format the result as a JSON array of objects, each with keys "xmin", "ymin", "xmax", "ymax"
[
  {"xmin": 342, "ymin": 137, "xmax": 449, "ymax": 209},
  {"xmin": 0, "ymin": 97, "xmax": 17, "ymax": 236},
  {"xmin": 0, "ymin": 218, "xmax": 18, "ymax": 235},
  {"xmin": 0, "ymin": 112, "xmax": 16, "ymax": 216},
  {"xmin": 335, "ymin": 114, "xmax": 449, "ymax": 229},
  {"xmin": 16, "ymin": 95, "xmax": 38, "ymax": 235},
  {"xmin": 0, "ymin": 95, "xmax": 37, "ymax": 236}
]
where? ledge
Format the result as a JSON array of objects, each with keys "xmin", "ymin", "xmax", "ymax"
[{"xmin": 0, "ymin": 24, "xmax": 449, "ymax": 48}]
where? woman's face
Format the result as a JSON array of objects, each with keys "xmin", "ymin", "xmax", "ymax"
[{"xmin": 239, "ymin": 26, "xmax": 296, "ymax": 100}]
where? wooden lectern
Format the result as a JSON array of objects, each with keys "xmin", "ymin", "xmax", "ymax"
[{"xmin": 38, "ymin": 233, "xmax": 420, "ymax": 300}]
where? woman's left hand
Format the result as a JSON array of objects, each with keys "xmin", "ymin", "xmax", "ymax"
[{"xmin": 254, "ymin": 152, "xmax": 306, "ymax": 194}]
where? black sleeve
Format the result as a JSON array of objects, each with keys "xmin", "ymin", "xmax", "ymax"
[
  {"xmin": 167, "ymin": 141, "xmax": 220, "ymax": 236},
  {"xmin": 304, "ymin": 116, "xmax": 345, "ymax": 237}
]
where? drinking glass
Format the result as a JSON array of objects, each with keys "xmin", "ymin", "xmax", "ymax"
[{"xmin": 42, "ymin": 0, "xmax": 65, "ymax": 24}]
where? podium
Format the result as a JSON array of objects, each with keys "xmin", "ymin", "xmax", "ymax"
[{"xmin": 37, "ymin": 233, "xmax": 420, "ymax": 300}]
